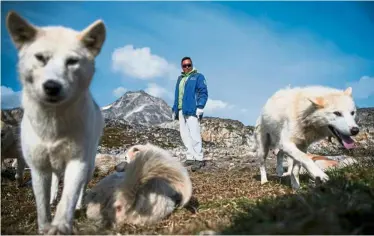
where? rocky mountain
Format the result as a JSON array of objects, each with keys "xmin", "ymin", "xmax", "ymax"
[
  {"xmin": 1, "ymin": 108, "xmax": 23, "ymax": 164},
  {"xmin": 101, "ymin": 90, "xmax": 172, "ymax": 126},
  {"xmin": 1, "ymin": 108, "xmax": 23, "ymax": 125}
]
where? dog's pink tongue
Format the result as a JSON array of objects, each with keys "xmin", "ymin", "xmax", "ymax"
[{"xmin": 341, "ymin": 135, "xmax": 355, "ymax": 149}]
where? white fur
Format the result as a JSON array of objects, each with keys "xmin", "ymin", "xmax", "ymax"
[
  {"xmin": 85, "ymin": 143, "xmax": 193, "ymax": 227},
  {"xmin": 6, "ymin": 11, "xmax": 106, "ymax": 234},
  {"xmin": 254, "ymin": 85, "xmax": 359, "ymax": 190}
]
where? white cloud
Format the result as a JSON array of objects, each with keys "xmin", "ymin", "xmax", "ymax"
[
  {"xmin": 204, "ymin": 98, "xmax": 231, "ymax": 113},
  {"xmin": 145, "ymin": 83, "xmax": 173, "ymax": 100},
  {"xmin": 111, "ymin": 45, "xmax": 179, "ymax": 80},
  {"xmin": 1, "ymin": 86, "xmax": 21, "ymax": 109},
  {"xmin": 112, "ymin": 86, "xmax": 128, "ymax": 98},
  {"xmin": 346, "ymin": 76, "xmax": 374, "ymax": 99}
]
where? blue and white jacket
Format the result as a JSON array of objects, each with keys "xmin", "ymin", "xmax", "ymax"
[{"xmin": 172, "ymin": 71, "xmax": 208, "ymax": 119}]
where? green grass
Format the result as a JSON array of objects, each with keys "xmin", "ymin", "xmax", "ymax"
[{"xmin": 222, "ymin": 158, "xmax": 374, "ymax": 235}]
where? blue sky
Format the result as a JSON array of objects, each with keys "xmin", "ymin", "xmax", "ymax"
[{"xmin": 1, "ymin": 1, "xmax": 374, "ymax": 125}]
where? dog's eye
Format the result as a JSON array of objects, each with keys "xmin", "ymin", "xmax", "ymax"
[
  {"xmin": 65, "ymin": 57, "xmax": 79, "ymax": 67},
  {"xmin": 351, "ymin": 111, "xmax": 355, "ymax": 116},
  {"xmin": 35, "ymin": 53, "xmax": 47, "ymax": 65},
  {"xmin": 333, "ymin": 111, "xmax": 342, "ymax": 117}
]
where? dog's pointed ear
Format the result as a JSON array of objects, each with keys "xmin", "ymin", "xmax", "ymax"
[
  {"xmin": 308, "ymin": 96, "xmax": 325, "ymax": 108},
  {"xmin": 344, "ymin": 87, "xmax": 352, "ymax": 96},
  {"xmin": 78, "ymin": 19, "xmax": 106, "ymax": 57},
  {"xmin": 6, "ymin": 11, "xmax": 38, "ymax": 50}
]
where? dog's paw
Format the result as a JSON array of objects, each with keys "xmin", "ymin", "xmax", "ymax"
[
  {"xmin": 315, "ymin": 171, "xmax": 329, "ymax": 183},
  {"xmin": 75, "ymin": 202, "xmax": 83, "ymax": 210},
  {"xmin": 291, "ymin": 180, "xmax": 300, "ymax": 190},
  {"xmin": 260, "ymin": 179, "xmax": 268, "ymax": 185},
  {"xmin": 282, "ymin": 172, "xmax": 291, "ymax": 177},
  {"xmin": 43, "ymin": 222, "xmax": 72, "ymax": 235},
  {"xmin": 276, "ymin": 168, "xmax": 284, "ymax": 177}
]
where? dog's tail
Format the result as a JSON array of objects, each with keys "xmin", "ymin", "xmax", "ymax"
[
  {"xmin": 253, "ymin": 116, "xmax": 263, "ymax": 146},
  {"xmin": 114, "ymin": 143, "xmax": 192, "ymax": 225}
]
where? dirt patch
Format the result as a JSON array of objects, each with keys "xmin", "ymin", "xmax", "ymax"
[{"xmin": 1, "ymin": 157, "xmax": 374, "ymax": 235}]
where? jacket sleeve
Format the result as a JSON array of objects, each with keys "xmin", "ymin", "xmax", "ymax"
[
  {"xmin": 172, "ymin": 77, "xmax": 181, "ymax": 113},
  {"xmin": 196, "ymin": 74, "xmax": 208, "ymax": 109}
]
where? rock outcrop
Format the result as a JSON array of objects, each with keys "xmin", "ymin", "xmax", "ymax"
[
  {"xmin": 1, "ymin": 109, "xmax": 22, "ymax": 164},
  {"xmin": 1, "ymin": 100, "xmax": 373, "ymax": 173}
]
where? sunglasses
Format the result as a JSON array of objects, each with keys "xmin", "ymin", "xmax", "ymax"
[{"xmin": 182, "ymin": 64, "xmax": 192, "ymax": 68}]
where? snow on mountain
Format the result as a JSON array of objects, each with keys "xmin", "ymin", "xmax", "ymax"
[{"xmin": 101, "ymin": 90, "xmax": 172, "ymax": 126}]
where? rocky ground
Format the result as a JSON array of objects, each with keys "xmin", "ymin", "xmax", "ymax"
[{"xmin": 1, "ymin": 107, "xmax": 374, "ymax": 234}]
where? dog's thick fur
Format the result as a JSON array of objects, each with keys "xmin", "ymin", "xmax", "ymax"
[
  {"xmin": 85, "ymin": 143, "xmax": 193, "ymax": 227},
  {"xmin": 254, "ymin": 85, "xmax": 359, "ymax": 189},
  {"xmin": 6, "ymin": 11, "xmax": 105, "ymax": 234}
]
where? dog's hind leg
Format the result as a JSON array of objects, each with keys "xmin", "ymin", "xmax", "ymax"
[
  {"xmin": 276, "ymin": 149, "xmax": 285, "ymax": 177},
  {"xmin": 256, "ymin": 131, "xmax": 270, "ymax": 185},
  {"xmin": 278, "ymin": 155, "xmax": 293, "ymax": 177},
  {"xmin": 50, "ymin": 172, "xmax": 59, "ymax": 205},
  {"xmin": 289, "ymin": 144, "xmax": 306, "ymax": 190},
  {"xmin": 15, "ymin": 156, "xmax": 26, "ymax": 187},
  {"xmin": 285, "ymin": 156, "xmax": 294, "ymax": 176},
  {"xmin": 290, "ymin": 160, "xmax": 301, "ymax": 190}
]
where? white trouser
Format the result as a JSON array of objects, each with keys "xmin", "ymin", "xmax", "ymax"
[{"xmin": 178, "ymin": 110, "xmax": 203, "ymax": 161}]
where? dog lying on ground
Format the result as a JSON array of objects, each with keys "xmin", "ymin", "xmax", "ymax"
[
  {"xmin": 299, "ymin": 154, "xmax": 358, "ymax": 174},
  {"xmin": 6, "ymin": 11, "xmax": 105, "ymax": 234},
  {"xmin": 254, "ymin": 85, "xmax": 360, "ymax": 189},
  {"xmin": 85, "ymin": 143, "xmax": 193, "ymax": 228}
]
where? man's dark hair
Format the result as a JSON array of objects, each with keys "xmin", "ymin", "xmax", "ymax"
[{"xmin": 181, "ymin": 56, "xmax": 192, "ymax": 64}]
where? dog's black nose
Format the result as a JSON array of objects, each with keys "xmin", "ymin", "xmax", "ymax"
[
  {"xmin": 350, "ymin": 127, "xmax": 359, "ymax": 135},
  {"xmin": 43, "ymin": 80, "xmax": 62, "ymax": 96}
]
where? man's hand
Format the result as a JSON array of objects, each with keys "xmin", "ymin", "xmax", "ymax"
[{"xmin": 196, "ymin": 108, "xmax": 204, "ymax": 120}]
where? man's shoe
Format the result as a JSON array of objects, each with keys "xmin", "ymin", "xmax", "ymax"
[
  {"xmin": 183, "ymin": 160, "xmax": 195, "ymax": 167},
  {"xmin": 191, "ymin": 161, "xmax": 205, "ymax": 172}
]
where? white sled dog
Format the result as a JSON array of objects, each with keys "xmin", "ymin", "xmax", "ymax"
[
  {"xmin": 254, "ymin": 85, "xmax": 360, "ymax": 189},
  {"xmin": 85, "ymin": 143, "xmax": 193, "ymax": 227},
  {"xmin": 6, "ymin": 11, "xmax": 105, "ymax": 234}
]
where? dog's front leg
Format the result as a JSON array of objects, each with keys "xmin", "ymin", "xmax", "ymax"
[
  {"xmin": 30, "ymin": 168, "xmax": 52, "ymax": 234},
  {"xmin": 276, "ymin": 149, "xmax": 285, "ymax": 177},
  {"xmin": 281, "ymin": 142, "xmax": 329, "ymax": 189},
  {"xmin": 76, "ymin": 158, "xmax": 95, "ymax": 210},
  {"xmin": 45, "ymin": 160, "xmax": 87, "ymax": 235}
]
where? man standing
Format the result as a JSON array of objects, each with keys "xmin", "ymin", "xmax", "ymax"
[{"xmin": 172, "ymin": 56, "xmax": 208, "ymax": 171}]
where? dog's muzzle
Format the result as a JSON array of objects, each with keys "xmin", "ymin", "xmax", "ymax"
[{"xmin": 43, "ymin": 80, "xmax": 63, "ymax": 103}]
